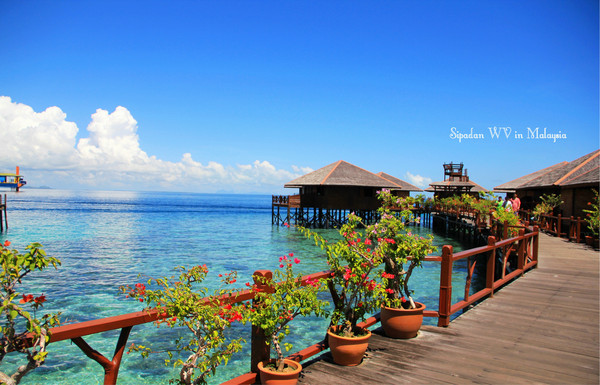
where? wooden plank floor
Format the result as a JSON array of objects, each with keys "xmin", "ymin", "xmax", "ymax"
[{"xmin": 298, "ymin": 233, "xmax": 599, "ymax": 384}]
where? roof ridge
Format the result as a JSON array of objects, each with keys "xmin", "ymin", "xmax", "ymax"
[
  {"xmin": 559, "ymin": 164, "xmax": 600, "ymax": 185},
  {"xmin": 554, "ymin": 150, "xmax": 600, "ymax": 185},
  {"xmin": 320, "ymin": 160, "xmax": 343, "ymax": 185},
  {"xmin": 376, "ymin": 172, "xmax": 403, "ymax": 189}
]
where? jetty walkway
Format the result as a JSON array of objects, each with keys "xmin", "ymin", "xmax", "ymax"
[{"xmin": 298, "ymin": 233, "xmax": 599, "ymax": 384}]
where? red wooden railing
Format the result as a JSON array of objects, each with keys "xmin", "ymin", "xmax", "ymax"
[
  {"xmin": 533, "ymin": 212, "xmax": 585, "ymax": 243},
  {"xmin": 37, "ymin": 225, "xmax": 539, "ymax": 385}
]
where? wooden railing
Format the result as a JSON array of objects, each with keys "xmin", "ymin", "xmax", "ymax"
[
  {"xmin": 271, "ymin": 194, "xmax": 301, "ymax": 207},
  {"xmin": 34, "ymin": 225, "xmax": 540, "ymax": 385}
]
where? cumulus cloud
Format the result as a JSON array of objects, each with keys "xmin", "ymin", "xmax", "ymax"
[
  {"xmin": 0, "ymin": 96, "xmax": 307, "ymax": 192},
  {"xmin": 405, "ymin": 171, "xmax": 433, "ymax": 188}
]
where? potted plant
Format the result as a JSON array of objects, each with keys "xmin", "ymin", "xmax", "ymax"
[
  {"xmin": 0, "ymin": 241, "xmax": 62, "ymax": 385},
  {"xmin": 301, "ymin": 215, "xmax": 385, "ymax": 366},
  {"xmin": 583, "ymin": 189, "xmax": 599, "ymax": 248},
  {"xmin": 249, "ymin": 254, "xmax": 329, "ymax": 384},
  {"xmin": 121, "ymin": 265, "xmax": 247, "ymax": 385},
  {"xmin": 370, "ymin": 190, "xmax": 437, "ymax": 339}
]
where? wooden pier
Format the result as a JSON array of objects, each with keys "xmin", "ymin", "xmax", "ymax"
[{"xmin": 297, "ymin": 233, "xmax": 599, "ymax": 384}]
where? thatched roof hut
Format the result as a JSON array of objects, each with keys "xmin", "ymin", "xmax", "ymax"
[
  {"xmin": 494, "ymin": 149, "xmax": 599, "ymax": 217},
  {"xmin": 284, "ymin": 160, "xmax": 420, "ymax": 210}
]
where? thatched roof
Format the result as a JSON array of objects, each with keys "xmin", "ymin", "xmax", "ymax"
[
  {"xmin": 284, "ymin": 160, "xmax": 402, "ymax": 189},
  {"xmin": 494, "ymin": 149, "xmax": 600, "ymax": 192},
  {"xmin": 424, "ymin": 180, "xmax": 488, "ymax": 193},
  {"xmin": 376, "ymin": 172, "xmax": 423, "ymax": 192}
]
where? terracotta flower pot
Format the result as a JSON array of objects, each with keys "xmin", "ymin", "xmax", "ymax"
[
  {"xmin": 327, "ymin": 325, "xmax": 371, "ymax": 366},
  {"xmin": 257, "ymin": 359, "xmax": 302, "ymax": 385},
  {"xmin": 380, "ymin": 302, "xmax": 426, "ymax": 339}
]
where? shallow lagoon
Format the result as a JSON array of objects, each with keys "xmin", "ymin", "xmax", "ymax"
[{"xmin": 0, "ymin": 190, "xmax": 478, "ymax": 384}]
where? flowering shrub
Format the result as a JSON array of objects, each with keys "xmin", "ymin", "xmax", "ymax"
[
  {"xmin": 0, "ymin": 241, "xmax": 61, "ymax": 385},
  {"xmin": 301, "ymin": 215, "xmax": 386, "ymax": 337},
  {"xmin": 121, "ymin": 265, "xmax": 247, "ymax": 385},
  {"xmin": 583, "ymin": 189, "xmax": 599, "ymax": 238},
  {"xmin": 249, "ymin": 254, "xmax": 329, "ymax": 372},
  {"xmin": 369, "ymin": 190, "xmax": 437, "ymax": 309}
]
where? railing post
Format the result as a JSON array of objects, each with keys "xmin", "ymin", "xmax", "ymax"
[
  {"xmin": 517, "ymin": 228, "xmax": 525, "ymax": 275},
  {"xmin": 486, "ymin": 236, "xmax": 496, "ymax": 297},
  {"xmin": 532, "ymin": 226, "xmax": 539, "ymax": 267},
  {"xmin": 557, "ymin": 214, "xmax": 562, "ymax": 237},
  {"xmin": 437, "ymin": 245, "xmax": 453, "ymax": 327},
  {"xmin": 503, "ymin": 220, "xmax": 508, "ymax": 240},
  {"xmin": 251, "ymin": 270, "xmax": 273, "ymax": 374},
  {"xmin": 576, "ymin": 217, "xmax": 581, "ymax": 243}
]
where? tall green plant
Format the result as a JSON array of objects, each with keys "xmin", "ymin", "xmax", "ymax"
[
  {"xmin": 0, "ymin": 241, "xmax": 61, "ymax": 385},
  {"xmin": 540, "ymin": 193, "xmax": 563, "ymax": 210}
]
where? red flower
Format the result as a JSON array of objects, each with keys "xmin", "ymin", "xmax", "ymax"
[
  {"xmin": 20, "ymin": 294, "xmax": 34, "ymax": 303},
  {"xmin": 294, "ymin": 258, "xmax": 300, "ymax": 264},
  {"xmin": 34, "ymin": 295, "xmax": 46, "ymax": 304},
  {"xmin": 3, "ymin": 240, "xmax": 9, "ymax": 247}
]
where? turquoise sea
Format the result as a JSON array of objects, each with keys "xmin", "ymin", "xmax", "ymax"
[{"xmin": 0, "ymin": 190, "xmax": 477, "ymax": 384}]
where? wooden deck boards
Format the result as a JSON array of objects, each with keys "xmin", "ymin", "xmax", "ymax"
[{"xmin": 298, "ymin": 233, "xmax": 599, "ymax": 384}]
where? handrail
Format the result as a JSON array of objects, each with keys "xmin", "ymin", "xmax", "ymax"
[{"xmin": 33, "ymin": 228, "xmax": 539, "ymax": 385}]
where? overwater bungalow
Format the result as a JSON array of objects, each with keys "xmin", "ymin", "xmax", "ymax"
[
  {"xmin": 494, "ymin": 149, "xmax": 599, "ymax": 218},
  {"xmin": 273, "ymin": 160, "xmax": 421, "ymax": 228},
  {"xmin": 425, "ymin": 162, "xmax": 487, "ymax": 198}
]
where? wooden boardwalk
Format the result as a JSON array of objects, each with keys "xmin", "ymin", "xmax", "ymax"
[{"xmin": 298, "ymin": 233, "xmax": 599, "ymax": 384}]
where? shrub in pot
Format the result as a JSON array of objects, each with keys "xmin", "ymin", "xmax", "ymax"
[
  {"xmin": 249, "ymin": 254, "xmax": 329, "ymax": 384},
  {"xmin": 301, "ymin": 216, "xmax": 385, "ymax": 366},
  {"xmin": 369, "ymin": 190, "xmax": 437, "ymax": 339}
]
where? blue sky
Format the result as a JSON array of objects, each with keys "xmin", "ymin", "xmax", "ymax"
[{"xmin": 0, "ymin": 1, "xmax": 598, "ymax": 194}]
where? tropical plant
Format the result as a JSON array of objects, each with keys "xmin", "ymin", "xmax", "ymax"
[
  {"xmin": 301, "ymin": 216, "xmax": 385, "ymax": 337},
  {"xmin": 371, "ymin": 190, "xmax": 437, "ymax": 309},
  {"xmin": 0, "ymin": 241, "xmax": 61, "ymax": 385},
  {"xmin": 300, "ymin": 189, "xmax": 437, "ymax": 336},
  {"xmin": 540, "ymin": 193, "xmax": 563, "ymax": 211},
  {"xmin": 248, "ymin": 254, "xmax": 329, "ymax": 372},
  {"xmin": 121, "ymin": 266, "xmax": 247, "ymax": 385},
  {"xmin": 532, "ymin": 202, "xmax": 553, "ymax": 221},
  {"xmin": 583, "ymin": 189, "xmax": 599, "ymax": 238}
]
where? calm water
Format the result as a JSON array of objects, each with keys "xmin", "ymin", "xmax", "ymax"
[{"xmin": 0, "ymin": 189, "xmax": 475, "ymax": 384}]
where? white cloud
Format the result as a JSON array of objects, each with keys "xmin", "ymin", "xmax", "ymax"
[
  {"xmin": 405, "ymin": 171, "xmax": 433, "ymax": 188},
  {"xmin": 0, "ymin": 96, "xmax": 79, "ymax": 169},
  {"xmin": 0, "ymin": 96, "xmax": 307, "ymax": 192}
]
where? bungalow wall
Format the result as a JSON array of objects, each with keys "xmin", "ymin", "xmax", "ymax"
[
  {"xmin": 516, "ymin": 186, "xmax": 595, "ymax": 218},
  {"xmin": 299, "ymin": 186, "xmax": 382, "ymax": 210}
]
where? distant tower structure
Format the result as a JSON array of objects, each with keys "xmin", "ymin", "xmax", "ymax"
[{"xmin": 426, "ymin": 162, "xmax": 486, "ymax": 198}]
